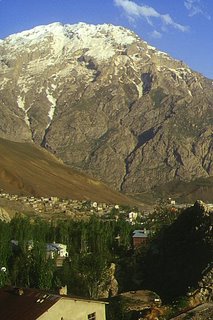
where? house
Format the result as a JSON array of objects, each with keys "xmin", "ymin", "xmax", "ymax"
[
  {"xmin": 132, "ymin": 229, "xmax": 150, "ymax": 249},
  {"xmin": 92, "ymin": 202, "xmax": 98, "ymax": 208},
  {"xmin": 11, "ymin": 240, "xmax": 34, "ymax": 251},
  {"xmin": 128, "ymin": 212, "xmax": 138, "ymax": 220},
  {"xmin": 11, "ymin": 241, "xmax": 68, "ymax": 267},
  {"xmin": 0, "ymin": 287, "xmax": 107, "ymax": 320},
  {"xmin": 128, "ymin": 211, "xmax": 138, "ymax": 224},
  {"xmin": 46, "ymin": 243, "xmax": 69, "ymax": 267},
  {"xmin": 46, "ymin": 243, "xmax": 68, "ymax": 258}
]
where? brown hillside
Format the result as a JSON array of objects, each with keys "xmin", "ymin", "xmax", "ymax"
[{"xmin": 0, "ymin": 138, "xmax": 138, "ymax": 205}]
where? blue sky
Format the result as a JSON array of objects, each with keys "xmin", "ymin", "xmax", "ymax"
[{"xmin": 0, "ymin": 0, "xmax": 212, "ymax": 78}]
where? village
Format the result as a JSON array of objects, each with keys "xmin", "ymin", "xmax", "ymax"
[
  {"xmin": 0, "ymin": 191, "xmax": 212, "ymax": 319},
  {"xmin": 0, "ymin": 190, "xmax": 154, "ymax": 265},
  {"xmin": 2, "ymin": 190, "xmax": 212, "ymax": 258},
  {"xmin": 0, "ymin": 190, "xmax": 134, "ymax": 218}
]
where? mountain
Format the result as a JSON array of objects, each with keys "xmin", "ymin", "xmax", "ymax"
[
  {"xmin": 0, "ymin": 22, "xmax": 212, "ymax": 199},
  {"xmin": 0, "ymin": 137, "xmax": 137, "ymax": 205}
]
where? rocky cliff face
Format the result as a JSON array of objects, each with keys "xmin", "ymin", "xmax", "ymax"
[{"xmin": 0, "ymin": 22, "xmax": 212, "ymax": 194}]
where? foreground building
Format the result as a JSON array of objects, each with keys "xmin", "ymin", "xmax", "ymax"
[{"xmin": 0, "ymin": 287, "xmax": 107, "ymax": 320}]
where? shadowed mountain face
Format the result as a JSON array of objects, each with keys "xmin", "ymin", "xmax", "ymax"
[
  {"xmin": 0, "ymin": 137, "xmax": 137, "ymax": 205},
  {"xmin": 0, "ymin": 22, "xmax": 212, "ymax": 197}
]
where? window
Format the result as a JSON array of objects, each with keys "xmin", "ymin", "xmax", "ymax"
[{"xmin": 88, "ymin": 312, "xmax": 96, "ymax": 320}]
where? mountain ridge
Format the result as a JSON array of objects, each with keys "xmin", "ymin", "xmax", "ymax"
[{"xmin": 0, "ymin": 22, "xmax": 212, "ymax": 199}]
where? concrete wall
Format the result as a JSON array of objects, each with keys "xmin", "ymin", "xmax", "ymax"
[{"xmin": 38, "ymin": 297, "xmax": 106, "ymax": 320}]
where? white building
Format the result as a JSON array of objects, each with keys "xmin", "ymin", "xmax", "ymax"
[{"xmin": 46, "ymin": 243, "xmax": 69, "ymax": 258}]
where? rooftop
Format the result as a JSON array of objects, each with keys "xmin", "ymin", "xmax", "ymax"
[
  {"xmin": 0, "ymin": 286, "xmax": 107, "ymax": 320},
  {"xmin": 132, "ymin": 230, "xmax": 150, "ymax": 238},
  {"xmin": 0, "ymin": 287, "xmax": 60, "ymax": 320}
]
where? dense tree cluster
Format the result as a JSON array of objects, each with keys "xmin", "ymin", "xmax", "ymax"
[{"xmin": 0, "ymin": 213, "xmax": 137, "ymax": 297}]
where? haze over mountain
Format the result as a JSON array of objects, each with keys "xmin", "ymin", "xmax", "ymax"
[{"xmin": 0, "ymin": 22, "xmax": 212, "ymax": 200}]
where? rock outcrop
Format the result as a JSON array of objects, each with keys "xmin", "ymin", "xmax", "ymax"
[
  {"xmin": 97, "ymin": 263, "xmax": 118, "ymax": 298},
  {"xmin": 189, "ymin": 263, "xmax": 213, "ymax": 305}
]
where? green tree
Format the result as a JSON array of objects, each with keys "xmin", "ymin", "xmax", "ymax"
[{"xmin": 30, "ymin": 241, "xmax": 56, "ymax": 290}]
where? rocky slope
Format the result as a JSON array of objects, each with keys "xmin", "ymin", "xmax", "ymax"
[{"xmin": 0, "ymin": 22, "xmax": 212, "ymax": 196}]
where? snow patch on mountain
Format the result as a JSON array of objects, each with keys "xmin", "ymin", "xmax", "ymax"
[
  {"xmin": 17, "ymin": 75, "xmax": 33, "ymax": 89},
  {"xmin": 168, "ymin": 67, "xmax": 192, "ymax": 80},
  {"xmin": 188, "ymin": 89, "xmax": 192, "ymax": 96},
  {"xmin": 135, "ymin": 81, "xmax": 143, "ymax": 99},
  {"xmin": 46, "ymin": 86, "xmax": 57, "ymax": 128},
  {"xmin": 17, "ymin": 96, "xmax": 30, "ymax": 127},
  {"xmin": 3, "ymin": 22, "xmax": 137, "ymax": 62},
  {"xmin": 147, "ymin": 44, "xmax": 156, "ymax": 51}
]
